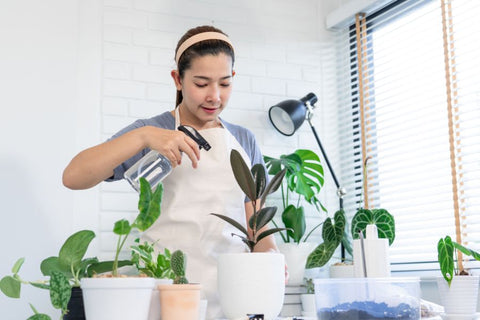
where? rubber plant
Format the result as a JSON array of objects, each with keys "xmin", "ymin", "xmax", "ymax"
[
  {"xmin": 88, "ymin": 177, "xmax": 163, "ymax": 277},
  {"xmin": 438, "ymin": 235, "xmax": 480, "ymax": 286},
  {"xmin": 263, "ymin": 149, "xmax": 325, "ymax": 244},
  {"xmin": 0, "ymin": 230, "xmax": 97, "ymax": 320},
  {"xmin": 211, "ymin": 149, "xmax": 288, "ymax": 252}
]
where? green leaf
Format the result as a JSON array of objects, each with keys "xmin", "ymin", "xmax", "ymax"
[
  {"xmin": 281, "ymin": 205, "xmax": 305, "ymax": 243},
  {"xmin": 230, "ymin": 149, "xmax": 257, "ymax": 201},
  {"xmin": 49, "ymin": 271, "xmax": 71, "ymax": 311},
  {"xmin": 452, "ymin": 241, "xmax": 480, "ymax": 262},
  {"xmin": 260, "ymin": 168, "xmax": 286, "ymax": 208},
  {"xmin": 250, "ymin": 206, "xmax": 277, "ymax": 231},
  {"xmin": 438, "ymin": 236, "xmax": 454, "ymax": 286},
  {"xmin": 210, "ymin": 213, "xmax": 249, "ymax": 238},
  {"xmin": 251, "ymin": 164, "xmax": 266, "ymax": 199},
  {"xmin": 30, "ymin": 282, "xmax": 50, "ymax": 290},
  {"xmin": 135, "ymin": 179, "xmax": 163, "ymax": 231},
  {"xmin": 256, "ymin": 228, "xmax": 291, "ymax": 244},
  {"xmin": 12, "ymin": 258, "xmax": 25, "ymax": 274},
  {"xmin": 351, "ymin": 208, "xmax": 395, "ymax": 245},
  {"xmin": 0, "ymin": 276, "xmax": 21, "ymax": 298},
  {"xmin": 86, "ymin": 260, "xmax": 133, "ymax": 277},
  {"xmin": 58, "ymin": 230, "xmax": 95, "ymax": 271},
  {"xmin": 28, "ymin": 304, "xmax": 51, "ymax": 320},
  {"xmin": 40, "ymin": 257, "xmax": 71, "ymax": 278},
  {"xmin": 306, "ymin": 241, "xmax": 339, "ymax": 269},
  {"xmin": 114, "ymin": 219, "xmax": 131, "ymax": 235}
]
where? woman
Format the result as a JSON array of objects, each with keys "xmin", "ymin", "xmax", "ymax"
[{"xmin": 63, "ymin": 25, "xmax": 280, "ymax": 318}]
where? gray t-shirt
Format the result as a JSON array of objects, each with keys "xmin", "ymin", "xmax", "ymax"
[{"xmin": 107, "ymin": 111, "xmax": 266, "ymax": 183}]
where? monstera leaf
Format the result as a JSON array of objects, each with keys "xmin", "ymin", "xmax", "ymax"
[{"xmin": 351, "ymin": 208, "xmax": 395, "ymax": 245}]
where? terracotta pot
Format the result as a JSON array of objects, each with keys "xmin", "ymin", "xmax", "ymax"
[{"xmin": 158, "ymin": 283, "xmax": 201, "ymax": 320}]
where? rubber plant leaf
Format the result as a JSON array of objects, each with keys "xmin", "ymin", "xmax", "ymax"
[
  {"xmin": 351, "ymin": 208, "xmax": 395, "ymax": 245},
  {"xmin": 49, "ymin": 271, "xmax": 71, "ymax": 311},
  {"xmin": 230, "ymin": 149, "xmax": 257, "ymax": 201},
  {"xmin": 260, "ymin": 168, "xmax": 286, "ymax": 208},
  {"xmin": 0, "ymin": 276, "xmax": 21, "ymax": 298},
  {"xmin": 256, "ymin": 227, "xmax": 291, "ymax": 244},
  {"xmin": 58, "ymin": 230, "xmax": 95, "ymax": 271},
  {"xmin": 250, "ymin": 206, "xmax": 277, "ymax": 231},
  {"xmin": 281, "ymin": 204, "xmax": 305, "ymax": 243},
  {"xmin": 251, "ymin": 163, "xmax": 266, "ymax": 199},
  {"xmin": 438, "ymin": 236, "xmax": 454, "ymax": 286},
  {"xmin": 305, "ymin": 241, "xmax": 338, "ymax": 269},
  {"xmin": 210, "ymin": 213, "xmax": 249, "ymax": 238},
  {"xmin": 135, "ymin": 179, "xmax": 163, "ymax": 231}
]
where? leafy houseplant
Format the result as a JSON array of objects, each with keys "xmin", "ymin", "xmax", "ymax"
[
  {"xmin": 130, "ymin": 239, "xmax": 175, "ymax": 280},
  {"xmin": 213, "ymin": 149, "xmax": 288, "ymax": 320},
  {"xmin": 0, "ymin": 230, "xmax": 97, "ymax": 320},
  {"xmin": 437, "ymin": 235, "xmax": 480, "ymax": 286},
  {"xmin": 211, "ymin": 149, "xmax": 288, "ymax": 252},
  {"xmin": 263, "ymin": 149, "xmax": 325, "ymax": 244}
]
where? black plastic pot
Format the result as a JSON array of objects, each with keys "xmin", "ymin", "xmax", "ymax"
[{"xmin": 63, "ymin": 287, "xmax": 86, "ymax": 320}]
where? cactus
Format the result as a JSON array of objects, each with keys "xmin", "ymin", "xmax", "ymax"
[{"xmin": 171, "ymin": 250, "xmax": 188, "ymax": 284}]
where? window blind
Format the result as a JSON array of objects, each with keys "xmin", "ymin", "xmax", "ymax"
[{"xmin": 333, "ymin": 0, "xmax": 480, "ymax": 274}]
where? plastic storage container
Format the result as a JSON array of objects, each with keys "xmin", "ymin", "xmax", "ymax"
[{"xmin": 314, "ymin": 277, "xmax": 421, "ymax": 320}]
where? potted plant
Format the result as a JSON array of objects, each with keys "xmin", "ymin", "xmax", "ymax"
[
  {"xmin": 0, "ymin": 229, "xmax": 97, "ymax": 320},
  {"xmin": 211, "ymin": 149, "xmax": 288, "ymax": 320},
  {"xmin": 263, "ymin": 149, "xmax": 326, "ymax": 285},
  {"xmin": 437, "ymin": 235, "xmax": 480, "ymax": 315},
  {"xmin": 300, "ymin": 277, "xmax": 316, "ymax": 318},
  {"xmin": 80, "ymin": 177, "xmax": 163, "ymax": 320},
  {"xmin": 157, "ymin": 249, "xmax": 201, "ymax": 320}
]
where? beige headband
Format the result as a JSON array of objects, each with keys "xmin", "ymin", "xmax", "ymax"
[{"xmin": 175, "ymin": 31, "xmax": 234, "ymax": 65}]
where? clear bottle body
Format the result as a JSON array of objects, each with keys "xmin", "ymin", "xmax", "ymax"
[{"xmin": 124, "ymin": 150, "xmax": 172, "ymax": 192}]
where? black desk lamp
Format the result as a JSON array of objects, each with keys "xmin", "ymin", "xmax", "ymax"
[{"xmin": 269, "ymin": 93, "xmax": 348, "ymax": 258}]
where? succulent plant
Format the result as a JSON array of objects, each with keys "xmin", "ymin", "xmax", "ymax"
[{"xmin": 171, "ymin": 250, "xmax": 188, "ymax": 284}]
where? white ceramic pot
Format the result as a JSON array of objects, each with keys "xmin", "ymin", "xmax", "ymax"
[
  {"xmin": 300, "ymin": 293, "xmax": 316, "ymax": 312},
  {"xmin": 81, "ymin": 277, "xmax": 155, "ymax": 320},
  {"xmin": 217, "ymin": 252, "xmax": 285, "ymax": 320},
  {"xmin": 278, "ymin": 242, "xmax": 317, "ymax": 285},
  {"xmin": 148, "ymin": 279, "xmax": 173, "ymax": 320},
  {"xmin": 329, "ymin": 263, "xmax": 355, "ymax": 278},
  {"xmin": 437, "ymin": 275, "xmax": 480, "ymax": 315}
]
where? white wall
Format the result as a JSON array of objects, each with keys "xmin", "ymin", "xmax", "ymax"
[{"xmin": 0, "ymin": 0, "xmax": 340, "ymax": 318}]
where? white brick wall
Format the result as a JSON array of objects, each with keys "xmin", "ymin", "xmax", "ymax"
[{"xmin": 97, "ymin": 0, "xmax": 338, "ymax": 257}]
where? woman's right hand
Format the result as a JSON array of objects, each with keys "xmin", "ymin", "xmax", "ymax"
[{"xmin": 141, "ymin": 126, "xmax": 201, "ymax": 168}]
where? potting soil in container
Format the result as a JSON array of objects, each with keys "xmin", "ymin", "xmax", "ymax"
[{"xmin": 318, "ymin": 301, "xmax": 419, "ymax": 320}]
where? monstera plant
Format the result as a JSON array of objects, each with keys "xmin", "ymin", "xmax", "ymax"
[{"xmin": 263, "ymin": 149, "xmax": 325, "ymax": 244}]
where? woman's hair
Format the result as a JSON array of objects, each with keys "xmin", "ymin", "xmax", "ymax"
[{"xmin": 174, "ymin": 25, "xmax": 235, "ymax": 106}]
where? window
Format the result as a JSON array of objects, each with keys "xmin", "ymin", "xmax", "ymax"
[{"xmin": 334, "ymin": 0, "xmax": 480, "ymax": 274}]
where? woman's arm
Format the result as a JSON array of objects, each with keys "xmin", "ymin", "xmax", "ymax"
[{"xmin": 63, "ymin": 126, "xmax": 200, "ymax": 190}]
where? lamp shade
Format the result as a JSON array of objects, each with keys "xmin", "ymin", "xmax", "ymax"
[{"xmin": 268, "ymin": 93, "xmax": 318, "ymax": 136}]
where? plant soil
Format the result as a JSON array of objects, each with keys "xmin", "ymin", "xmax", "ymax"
[{"xmin": 318, "ymin": 301, "xmax": 419, "ymax": 320}]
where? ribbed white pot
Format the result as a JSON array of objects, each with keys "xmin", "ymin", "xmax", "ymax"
[
  {"xmin": 278, "ymin": 242, "xmax": 317, "ymax": 285},
  {"xmin": 81, "ymin": 277, "xmax": 155, "ymax": 320},
  {"xmin": 217, "ymin": 252, "xmax": 285, "ymax": 320},
  {"xmin": 437, "ymin": 275, "xmax": 480, "ymax": 315}
]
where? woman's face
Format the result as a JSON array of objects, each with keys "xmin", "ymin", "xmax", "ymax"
[{"xmin": 172, "ymin": 53, "xmax": 234, "ymax": 128}]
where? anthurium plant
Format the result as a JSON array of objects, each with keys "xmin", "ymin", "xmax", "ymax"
[
  {"xmin": 88, "ymin": 177, "xmax": 163, "ymax": 277},
  {"xmin": 0, "ymin": 229, "xmax": 97, "ymax": 320},
  {"xmin": 438, "ymin": 235, "xmax": 480, "ymax": 286},
  {"xmin": 211, "ymin": 149, "xmax": 288, "ymax": 252},
  {"xmin": 263, "ymin": 149, "xmax": 325, "ymax": 244}
]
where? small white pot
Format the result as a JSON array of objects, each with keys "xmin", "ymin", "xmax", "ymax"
[
  {"xmin": 278, "ymin": 242, "xmax": 317, "ymax": 285},
  {"xmin": 300, "ymin": 293, "xmax": 316, "ymax": 313},
  {"xmin": 437, "ymin": 275, "xmax": 480, "ymax": 315},
  {"xmin": 217, "ymin": 252, "xmax": 285, "ymax": 320},
  {"xmin": 329, "ymin": 263, "xmax": 355, "ymax": 278},
  {"xmin": 81, "ymin": 277, "xmax": 155, "ymax": 320}
]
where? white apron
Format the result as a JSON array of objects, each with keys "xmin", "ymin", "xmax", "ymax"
[{"xmin": 142, "ymin": 108, "xmax": 250, "ymax": 319}]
